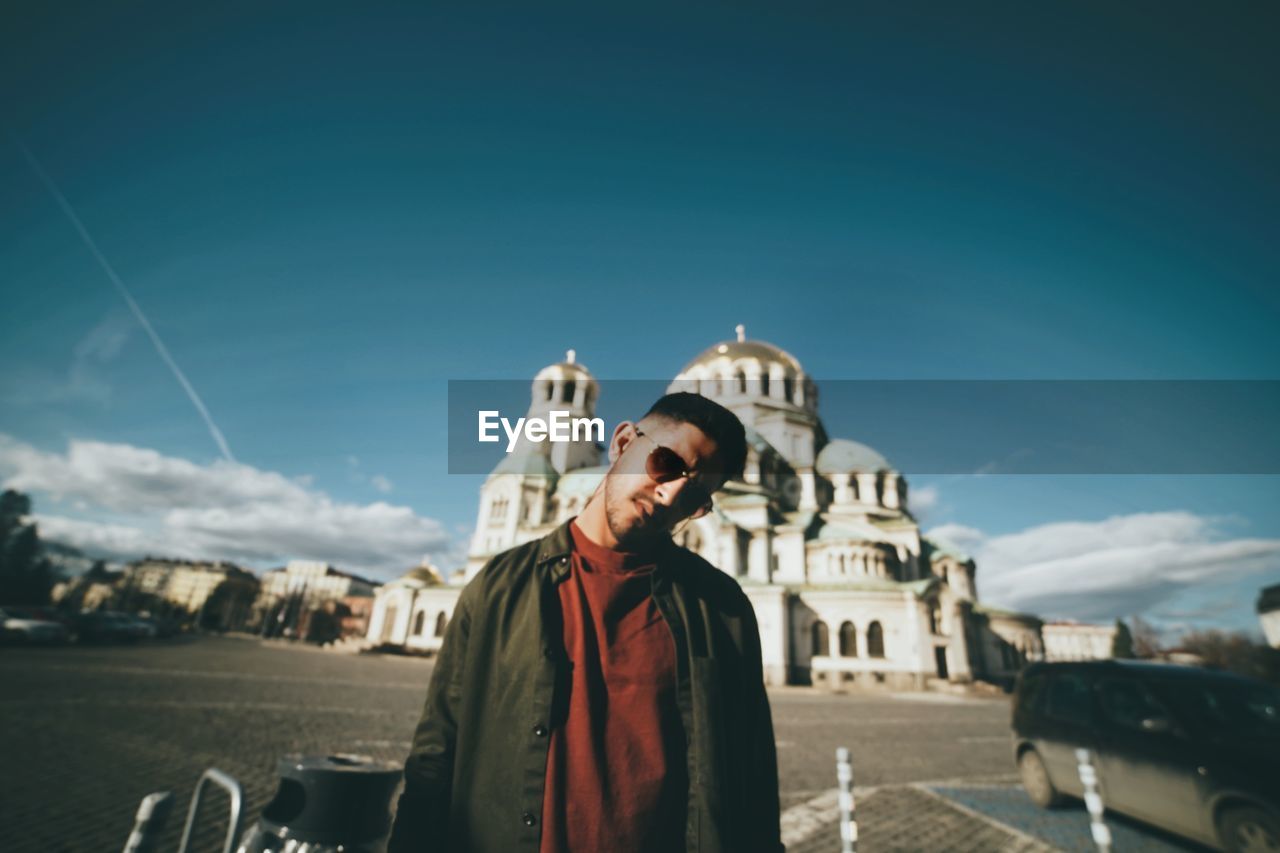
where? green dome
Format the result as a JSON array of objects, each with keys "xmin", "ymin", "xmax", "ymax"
[
  {"xmin": 815, "ymin": 439, "xmax": 890, "ymax": 475},
  {"xmin": 555, "ymin": 465, "xmax": 606, "ymax": 497},
  {"xmin": 924, "ymin": 537, "xmax": 972, "ymax": 564},
  {"xmin": 815, "ymin": 518, "xmax": 882, "ymax": 543},
  {"xmin": 491, "ymin": 452, "xmax": 559, "ymax": 479}
]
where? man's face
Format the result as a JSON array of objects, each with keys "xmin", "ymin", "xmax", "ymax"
[{"xmin": 600, "ymin": 417, "xmax": 725, "ymax": 551}]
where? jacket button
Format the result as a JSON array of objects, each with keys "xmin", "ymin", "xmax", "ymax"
[
  {"xmin": 533, "ymin": 724, "xmax": 548, "ymax": 737},
  {"xmin": 522, "ymin": 811, "xmax": 537, "ymax": 827}
]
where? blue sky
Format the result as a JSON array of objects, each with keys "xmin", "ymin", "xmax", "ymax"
[{"xmin": 1, "ymin": 2, "xmax": 1277, "ymax": 636}]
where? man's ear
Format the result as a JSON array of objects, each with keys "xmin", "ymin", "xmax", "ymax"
[{"xmin": 607, "ymin": 420, "xmax": 637, "ymax": 465}]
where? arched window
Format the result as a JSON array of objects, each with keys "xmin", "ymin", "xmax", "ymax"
[
  {"xmin": 867, "ymin": 621, "xmax": 885, "ymax": 658},
  {"xmin": 735, "ymin": 370, "xmax": 747, "ymax": 394},
  {"xmin": 413, "ymin": 610, "xmax": 426, "ymax": 636},
  {"xmin": 760, "ymin": 374, "xmax": 771, "ymax": 396},
  {"xmin": 545, "ymin": 381, "xmax": 554, "ymax": 401},
  {"xmin": 434, "ymin": 613, "xmax": 447, "ymax": 637},
  {"xmin": 811, "ymin": 620, "xmax": 829, "ymax": 657},
  {"xmin": 839, "ymin": 621, "xmax": 857, "ymax": 657},
  {"xmin": 783, "ymin": 376, "xmax": 794, "ymax": 401},
  {"xmin": 563, "ymin": 380, "xmax": 575, "ymax": 404}
]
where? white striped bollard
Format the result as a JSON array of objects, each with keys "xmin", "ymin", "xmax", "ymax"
[
  {"xmin": 1075, "ymin": 747, "xmax": 1112, "ymax": 853},
  {"xmin": 837, "ymin": 746, "xmax": 857, "ymax": 853}
]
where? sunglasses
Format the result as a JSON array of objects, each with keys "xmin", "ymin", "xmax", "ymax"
[{"xmin": 632, "ymin": 429, "xmax": 715, "ymax": 520}]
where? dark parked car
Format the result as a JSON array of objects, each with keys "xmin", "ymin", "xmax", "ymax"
[
  {"xmin": 1012, "ymin": 660, "xmax": 1280, "ymax": 852},
  {"xmin": 72, "ymin": 610, "xmax": 152, "ymax": 643}
]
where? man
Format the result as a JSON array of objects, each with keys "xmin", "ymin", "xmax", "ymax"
[{"xmin": 388, "ymin": 392, "xmax": 784, "ymax": 853}]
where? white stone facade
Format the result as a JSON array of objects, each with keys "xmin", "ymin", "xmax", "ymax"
[
  {"xmin": 369, "ymin": 332, "xmax": 1044, "ymax": 688},
  {"xmin": 1260, "ymin": 584, "xmax": 1280, "ymax": 648},
  {"xmin": 261, "ymin": 560, "xmax": 377, "ymax": 603},
  {"xmin": 1042, "ymin": 622, "xmax": 1118, "ymax": 661}
]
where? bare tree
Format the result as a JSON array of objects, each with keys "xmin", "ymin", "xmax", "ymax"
[
  {"xmin": 1129, "ymin": 615, "xmax": 1162, "ymax": 659},
  {"xmin": 1178, "ymin": 629, "xmax": 1280, "ymax": 685}
]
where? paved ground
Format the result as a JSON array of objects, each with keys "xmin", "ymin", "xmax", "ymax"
[{"xmin": 0, "ymin": 636, "xmax": 1203, "ymax": 851}]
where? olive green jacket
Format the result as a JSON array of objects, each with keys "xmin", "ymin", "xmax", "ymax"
[{"xmin": 387, "ymin": 517, "xmax": 784, "ymax": 853}]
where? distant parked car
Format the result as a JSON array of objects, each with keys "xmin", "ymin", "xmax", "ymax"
[
  {"xmin": 72, "ymin": 610, "xmax": 149, "ymax": 643},
  {"xmin": 0, "ymin": 607, "xmax": 70, "ymax": 645},
  {"xmin": 127, "ymin": 616, "xmax": 159, "ymax": 639},
  {"xmin": 1012, "ymin": 660, "xmax": 1280, "ymax": 852}
]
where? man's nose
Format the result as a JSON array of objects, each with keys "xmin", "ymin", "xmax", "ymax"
[{"xmin": 653, "ymin": 477, "xmax": 690, "ymax": 508}]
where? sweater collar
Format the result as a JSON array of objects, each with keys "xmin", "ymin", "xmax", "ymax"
[{"xmin": 538, "ymin": 516, "xmax": 679, "ymax": 586}]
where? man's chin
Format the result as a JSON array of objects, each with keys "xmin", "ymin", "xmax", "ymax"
[{"xmin": 610, "ymin": 517, "xmax": 666, "ymax": 552}]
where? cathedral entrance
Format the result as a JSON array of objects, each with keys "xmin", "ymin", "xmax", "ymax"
[{"xmin": 934, "ymin": 646, "xmax": 949, "ymax": 679}]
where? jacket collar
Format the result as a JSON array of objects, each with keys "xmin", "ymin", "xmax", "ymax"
[
  {"xmin": 537, "ymin": 516, "xmax": 679, "ymax": 589},
  {"xmin": 536, "ymin": 519, "xmax": 575, "ymax": 582}
]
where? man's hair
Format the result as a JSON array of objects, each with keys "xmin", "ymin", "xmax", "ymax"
[{"xmin": 640, "ymin": 392, "xmax": 748, "ymax": 486}]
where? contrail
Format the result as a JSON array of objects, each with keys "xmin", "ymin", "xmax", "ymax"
[{"xmin": 12, "ymin": 135, "xmax": 237, "ymax": 463}]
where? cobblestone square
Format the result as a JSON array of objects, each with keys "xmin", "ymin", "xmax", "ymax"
[{"xmin": 0, "ymin": 637, "xmax": 1193, "ymax": 852}]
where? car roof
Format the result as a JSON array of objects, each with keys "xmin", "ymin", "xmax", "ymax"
[{"xmin": 1021, "ymin": 659, "xmax": 1269, "ymax": 687}]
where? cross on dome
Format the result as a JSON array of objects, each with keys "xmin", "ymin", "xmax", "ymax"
[
  {"xmin": 565, "ymin": 349, "xmax": 576, "ymax": 364},
  {"xmin": 735, "ymin": 324, "xmax": 745, "ymax": 342}
]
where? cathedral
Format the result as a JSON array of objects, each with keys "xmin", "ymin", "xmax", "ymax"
[{"xmin": 367, "ymin": 329, "xmax": 1044, "ymax": 689}]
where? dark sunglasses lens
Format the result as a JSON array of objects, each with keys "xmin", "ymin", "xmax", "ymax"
[
  {"xmin": 646, "ymin": 446, "xmax": 686, "ymax": 482},
  {"xmin": 685, "ymin": 484, "xmax": 712, "ymax": 512}
]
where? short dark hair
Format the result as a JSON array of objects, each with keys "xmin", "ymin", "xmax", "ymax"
[{"xmin": 641, "ymin": 392, "xmax": 747, "ymax": 485}]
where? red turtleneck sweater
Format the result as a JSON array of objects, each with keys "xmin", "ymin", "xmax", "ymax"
[{"xmin": 538, "ymin": 519, "xmax": 688, "ymax": 853}]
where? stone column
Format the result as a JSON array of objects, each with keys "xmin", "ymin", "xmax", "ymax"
[
  {"xmin": 799, "ymin": 469, "xmax": 818, "ymax": 511},
  {"xmin": 884, "ymin": 474, "xmax": 900, "ymax": 509},
  {"xmin": 832, "ymin": 473, "xmax": 852, "ymax": 504},
  {"xmin": 948, "ymin": 599, "xmax": 974, "ymax": 683},
  {"xmin": 858, "ymin": 473, "xmax": 878, "ymax": 506},
  {"xmin": 748, "ymin": 529, "xmax": 772, "ymax": 583}
]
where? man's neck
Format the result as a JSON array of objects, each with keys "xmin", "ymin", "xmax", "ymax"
[{"xmin": 574, "ymin": 497, "xmax": 622, "ymax": 550}]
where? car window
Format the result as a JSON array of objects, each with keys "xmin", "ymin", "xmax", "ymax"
[
  {"xmin": 1098, "ymin": 678, "xmax": 1170, "ymax": 731},
  {"xmin": 1018, "ymin": 672, "xmax": 1050, "ymax": 715},
  {"xmin": 1045, "ymin": 672, "xmax": 1094, "ymax": 726},
  {"xmin": 1157, "ymin": 679, "xmax": 1280, "ymax": 739}
]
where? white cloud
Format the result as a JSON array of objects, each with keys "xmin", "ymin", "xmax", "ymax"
[
  {"xmin": 927, "ymin": 512, "xmax": 1280, "ymax": 624},
  {"xmin": 908, "ymin": 484, "xmax": 940, "ymax": 512},
  {"xmin": 0, "ymin": 311, "xmax": 134, "ymax": 407},
  {"xmin": 0, "ymin": 433, "xmax": 461, "ymax": 577},
  {"xmin": 344, "ymin": 454, "xmax": 392, "ymax": 494},
  {"xmin": 926, "ymin": 522, "xmax": 985, "ymax": 556}
]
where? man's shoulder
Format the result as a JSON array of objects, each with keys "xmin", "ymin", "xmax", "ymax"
[{"xmin": 469, "ymin": 537, "xmax": 544, "ymax": 592}]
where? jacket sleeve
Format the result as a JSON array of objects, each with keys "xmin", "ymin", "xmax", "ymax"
[
  {"xmin": 740, "ymin": 598, "xmax": 786, "ymax": 853},
  {"xmin": 387, "ymin": 582, "xmax": 476, "ymax": 853}
]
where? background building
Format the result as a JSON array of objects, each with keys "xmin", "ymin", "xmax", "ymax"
[
  {"xmin": 1259, "ymin": 584, "xmax": 1280, "ymax": 648},
  {"xmin": 256, "ymin": 559, "xmax": 378, "ymax": 638},
  {"xmin": 369, "ymin": 331, "xmax": 1047, "ymax": 688},
  {"xmin": 1042, "ymin": 621, "xmax": 1118, "ymax": 661},
  {"xmin": 121, "ymin": 557, "xmax": 258, "ymax": 617},
  {"xmin": 261, "ymin": 560, "xmax": 377, "ymax": 601},
  {"xmin": 366, "ymin": 562, "xmax": 452, "ymax": 652}
]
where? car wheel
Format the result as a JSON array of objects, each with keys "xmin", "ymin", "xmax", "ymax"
[
  {"xmin": 1018, "ymin": 748, "xmax": 1063, "ymax": 808},
  {"xmin": 1220, "ymin": 807, "xmax": 1280, "ymax": 853}
]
